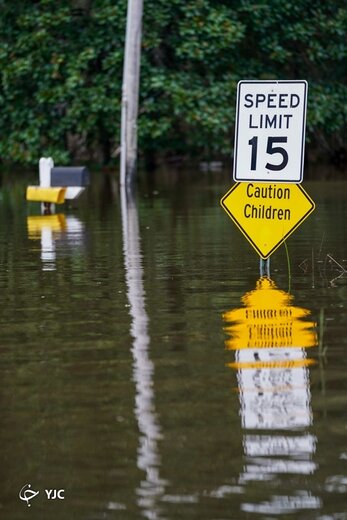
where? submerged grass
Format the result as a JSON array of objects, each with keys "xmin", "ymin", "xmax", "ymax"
[{"xmin": 298, "ymin": 249, "xmax": 346, "ymax": 287}]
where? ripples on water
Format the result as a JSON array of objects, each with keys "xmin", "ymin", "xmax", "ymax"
[{"xmin": 0, "ymin": 172, "xmax": 346, "ymax": 519}]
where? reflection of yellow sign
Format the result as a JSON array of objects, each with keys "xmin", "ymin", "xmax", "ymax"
[
  {"xmin": 220, "ymin": 182, "xmax": 315, "ymax": 258},
  {"xmin": 223, "ymin": 277, "xmax": 317, "ymax": 433},
  {"xmin": 223, "ymin": 278, "xmax": 317, "ymax": 350},
  {"xmin": 228, "ymin": 358, "xmax": 316, "ymax": 370},
  {"xmin": 27, "ymin": 214, "xmax": 67, "ymax": 238}
]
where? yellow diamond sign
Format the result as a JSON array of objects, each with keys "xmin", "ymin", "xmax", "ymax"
[{"xmin": 220, "ymin": 182, "xmax": 315, "ymax": 259}]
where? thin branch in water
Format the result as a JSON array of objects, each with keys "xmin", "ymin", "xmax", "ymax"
[
  {"xmin": 299, "ymin": 258, "xmax": 308, "ymax": 273},
  {"xmin": 323, "ymin": 253, "xmax": 329, "ymax": 277},
  {"xmin": 326, "ymin": 254, "xmax": 347, "ymax": 273},
  {"xmin": 329, "ymin": 271, "xmax": 345, "ymax": 287},
  {"xmin": 284, "ymin": 241, "xmax": 291, "ymax": 293},
  {"xmin": 318, "ymin": 308, "xmax": 325, "ymax": 358},
  {"xmin": 312, "ymin": 248, "xmax": 315, "ymax": 288},
  {"xmin": 318, "ymin": 232, "xmax": 325, "ymax": 260}
]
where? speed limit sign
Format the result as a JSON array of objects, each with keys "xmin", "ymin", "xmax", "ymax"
[{"xmin": 233, "ymin": 80, "xmax": 308, "ymax": 183}]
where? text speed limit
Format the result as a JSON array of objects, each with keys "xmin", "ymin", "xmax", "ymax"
[{"xmin": 233, "ymin": 80, "xmax": 308, "ymax": 183}]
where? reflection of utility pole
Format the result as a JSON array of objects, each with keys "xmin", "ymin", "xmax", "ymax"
[
  {"xmin": 120, "ymin": 0, "xmax": 144, "ymax": 188},
  {"xmin": 120, "ymin": 189, "xmax": 166, "ymax": 519}
]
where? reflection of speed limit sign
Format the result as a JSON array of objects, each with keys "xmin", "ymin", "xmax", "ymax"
[{"xmin": 233, "ymin": 80, "xmax": 308, "ymax": 183}]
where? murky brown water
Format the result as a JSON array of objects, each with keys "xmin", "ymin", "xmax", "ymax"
[{"xmin": 0, "ymin": 170, "xmax": 346, "ymax": 519}]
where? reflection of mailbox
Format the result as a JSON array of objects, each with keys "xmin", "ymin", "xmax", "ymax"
[
  {"xmin": 27, "ymin": 214, "xmax": 84, "ymax": 271},
  {"xmin": 51, "ymin": 167, "xmax": 89, "ymax": 187},
  {"xmin": 27, "ymin": 214, "xmax": 67, "ymax": 237}
]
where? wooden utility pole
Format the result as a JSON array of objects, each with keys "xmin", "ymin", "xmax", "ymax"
[{"xmin": 120, "ymin": 0, "xmax": 144, "ymax": 188}]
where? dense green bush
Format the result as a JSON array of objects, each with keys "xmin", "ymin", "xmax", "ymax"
[{"xmin": 0, "ymin": 0, "xmax": 346, "ymax": 166}]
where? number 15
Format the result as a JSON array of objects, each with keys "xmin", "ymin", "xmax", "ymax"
[{"xmin": 248, "ymin": 136, "xmax": 289, "ymax": 171}]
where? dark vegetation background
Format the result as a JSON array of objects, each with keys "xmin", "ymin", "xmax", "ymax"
[{"xmin": 0, "ymin": 0, "xmax": 346, "ymax": 171}]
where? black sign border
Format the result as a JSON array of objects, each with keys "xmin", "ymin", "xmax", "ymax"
[{"xmin": 233, "ymin": 80, "xmax": 308, "ymax": 184}]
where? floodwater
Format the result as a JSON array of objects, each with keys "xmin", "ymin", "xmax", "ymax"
[{"xmin": 0, "ymin": 169, "xmax": 346, "ymax": 520}]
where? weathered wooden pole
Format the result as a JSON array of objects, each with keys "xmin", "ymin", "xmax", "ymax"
[{"xmin": 120, "ymin": 0, "xmax": 144, "ymax": 188}]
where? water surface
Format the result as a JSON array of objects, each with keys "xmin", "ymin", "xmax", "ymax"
[{"xmin": 0, "ymin": 171, "xmax": 346, "ymax": 519}]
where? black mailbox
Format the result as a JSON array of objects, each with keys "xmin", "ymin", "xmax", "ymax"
[{"xmin": 51, "ymin": 167, "xmax": 89, "ymax": 187}]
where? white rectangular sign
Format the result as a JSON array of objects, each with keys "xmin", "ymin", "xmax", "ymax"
[{"xmin": 233, "ymin": 80, "xmax": 308, "ymax": 183}]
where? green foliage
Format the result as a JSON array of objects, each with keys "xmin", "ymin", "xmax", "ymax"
[
  {"xmin": 0, "ymin": 0, "xmax": 125, "ymax": 164},
  {"xmin": 0, "ymin": 0, "xmax": 346, "ymax": 165}
]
